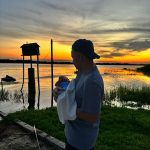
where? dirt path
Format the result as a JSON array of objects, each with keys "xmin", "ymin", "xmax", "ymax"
[{"xmin": 0, "ymin": 124, "xmax": 58, "ymax": 150}]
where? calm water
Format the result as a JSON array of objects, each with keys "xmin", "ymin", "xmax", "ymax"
[{"xmin": 0, "ymin": 63, "xmax": 150, "ymax": 113}]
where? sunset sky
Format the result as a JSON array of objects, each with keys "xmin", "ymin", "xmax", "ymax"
[{"xmin": 0, "ymin": 0, "xmax": 150, "ymax": 63}]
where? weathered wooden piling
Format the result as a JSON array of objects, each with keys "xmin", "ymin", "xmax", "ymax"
[{"xmin": 28, "ymin": 68, "xmax": 36, "ymax": 109}]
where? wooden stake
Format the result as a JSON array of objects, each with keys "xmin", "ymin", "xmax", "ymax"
[{"xmin": 51, "ymin": 39, "xmax": 54, "ymax": 107}]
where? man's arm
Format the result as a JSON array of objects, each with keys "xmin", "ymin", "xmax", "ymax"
[
  {"xmin": 76, "ymin": 80, "xmax": 102, "ymax": 123},
  {"xmin": 76, "ymin": 108, "xmax": 99, "ymax": 123}
]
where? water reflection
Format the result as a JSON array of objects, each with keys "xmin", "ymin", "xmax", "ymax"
[
  {"xmin": 0, "ymin": 64, "xmax": 150, "ymax": 112},
  {"xmin": 99, "ymin": 65, "xmax": 150, "ymax": 90},
  {"xmin": 104, "ymin": 100, "xmax": 150, "ymax": 110}
]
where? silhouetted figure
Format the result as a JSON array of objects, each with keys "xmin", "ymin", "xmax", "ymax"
[{"xmin": 54, "ymin": 39, "xmax": 104, "ymax": 150}]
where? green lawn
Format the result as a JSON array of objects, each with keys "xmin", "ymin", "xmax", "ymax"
[{"xmin": 2, "ymin": 106, "xmax": 150, "ymax": 150}]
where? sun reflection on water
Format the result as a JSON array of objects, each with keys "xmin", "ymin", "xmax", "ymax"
[{"xmin": 0, "ymin": 64, "xmax": 150, "ymax": 111}]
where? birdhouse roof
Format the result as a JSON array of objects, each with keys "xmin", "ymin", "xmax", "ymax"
[{"xmin": 21, "ymin": 43, "xmax": 40, "ymax": 48}]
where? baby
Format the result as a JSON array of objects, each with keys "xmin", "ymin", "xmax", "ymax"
[
  {"xmin": 55, "ymin": 76, "xmax": 70, "ymax": 90},
  {"xmin": 53, "ymin": 76, "xmax": 70, "ymax": 101}
]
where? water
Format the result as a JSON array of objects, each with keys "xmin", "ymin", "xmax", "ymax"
[{"xmin": 0, "ymin": 63, "xmax": 150, "ymax": 113}]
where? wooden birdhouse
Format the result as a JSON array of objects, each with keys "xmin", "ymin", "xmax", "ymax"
[{"xmin": 21, "ymin": 43, "xmax": 40, "ymax": 56}]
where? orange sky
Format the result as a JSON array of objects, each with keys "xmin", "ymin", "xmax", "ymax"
[
  {"xmin": 1, "ymin": 0, "xmax": 150, "ymax": 64},
  {"xmin": 0, "ymin": 39, "xmax": 150, "ymax": 64}
]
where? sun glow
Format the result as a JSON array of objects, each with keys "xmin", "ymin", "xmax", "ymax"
[{"xmin": 0, "ymin": 38, "xmax": 150, "ymax": 63}]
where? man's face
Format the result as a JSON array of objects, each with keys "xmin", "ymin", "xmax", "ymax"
[{"xmin": 71, "ymin": 50, "xmax": 82, "ymax": 70}]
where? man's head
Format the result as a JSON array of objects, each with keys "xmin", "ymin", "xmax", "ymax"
[{"xmin": 71, "ymin": 39, "xmax": 100, "ymax": 70}]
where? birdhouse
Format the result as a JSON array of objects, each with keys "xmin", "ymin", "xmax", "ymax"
[{"xmin": 21, "ymin": 43, "xmax": 40, "ymax": 56}]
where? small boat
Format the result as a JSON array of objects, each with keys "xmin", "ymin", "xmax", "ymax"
[{"xmin": 1, "ymin": 75, "xmax": 16, "ymax": 82}]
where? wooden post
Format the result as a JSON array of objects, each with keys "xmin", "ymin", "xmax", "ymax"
[
  {"xmin": 37, "ymin": 55, "xmax": 40, "ymax": 109},
  {"xmin": 30, "ymin": 56, "xmax": 32, "ymax": 68},
  {"xmin": 20, "ymin": 55, "xmax": 25, "ymax": 105},
  {"xmin": 51, "ymin": 39, "xmax": 54, "ymax": 107},
  {"xmin": 28, "ymin": 68, "xmax": 36, "ymax": 109},
  {"xmin": 1, "ymin": 79, "xmax": 4, "ymax": 101}
]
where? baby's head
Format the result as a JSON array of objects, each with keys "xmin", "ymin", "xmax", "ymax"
[
  {"xmin": 58, "ymin": 76, "xmax": 69, "ymax": 82},
  {"xmin": 55, "ymin": 76, "xmax": 70, "ymax": 87}
]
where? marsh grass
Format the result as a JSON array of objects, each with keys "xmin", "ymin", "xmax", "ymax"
[
  {"xmin": 0, "ymin": 89, "xmax": 9, "ymax": 101},
  {"xmin": 1, "ymin": 85, "xmax": 150, "ymax": 108},
  {"xmin": 0, "ymin": 89, "xmax": 27, "ymax": 102},
  {"xmin": 104, "ymin": 86, "xmax": 150, "ymax": 106}
]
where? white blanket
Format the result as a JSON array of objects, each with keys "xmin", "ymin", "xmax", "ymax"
[{"xmin": 57, "ymin": 79, "xmax": 77, "ymax": 124}]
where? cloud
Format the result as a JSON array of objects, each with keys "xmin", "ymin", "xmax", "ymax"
[
  {"xmin": 1, "ymin": 0, "xmax": 150, "ymax": 39},
  {"xmin": 1, "ymin": 0, "xmax": 150, "ymax": 58},
  {"xmin": 101, "ymin": 52, "xmax": 127, "ymax": 58},
  {"xmin": 128, "ymin": 40, "xmax": 150, "ymax": 50},
  {"xmin": 68, "ymin": 28, "xmax": 150, "ymax": 35},
  {"xmin": 98, "ymin": 50, "xmax": 110, "ymax": 53},
  {"xmin": 39, "ymin": 0, "xmax": 69, "ymax": 12},
  {"xmin": 110, "ymin": 39, "xmax": 150, "ymax": 51}
]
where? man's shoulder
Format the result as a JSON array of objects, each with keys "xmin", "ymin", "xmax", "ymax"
[{"xmin": 85, "ymin": 69, "xmax": 103, "ymax": 84}]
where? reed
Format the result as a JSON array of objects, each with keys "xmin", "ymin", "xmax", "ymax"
[
  {"xmin": 103, "ymin": 85, "xmax": 150, "ymax": 106},
  {"xmin": 0, "ymin": 89, "xmax": 27, "ymax": 102},
  {"xmin": 0, "ymin": 89, "xmax": 9, "ymax": 101}
]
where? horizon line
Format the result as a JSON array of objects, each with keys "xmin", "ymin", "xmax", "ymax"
[{"xmin": 0, "ymin": 59, "xmax": 149, "ymax": 65}]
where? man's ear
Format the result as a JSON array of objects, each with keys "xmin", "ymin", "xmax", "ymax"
[
  {"xmin": 78, "ymin": 53, "xmax": 84, "ymax": 62},
  {"xmin": 78, "ymin": 55, "xmax": 82, "ymax": 62}
]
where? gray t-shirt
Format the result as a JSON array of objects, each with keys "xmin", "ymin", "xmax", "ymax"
[{"xmin": 65, "ymin": 65, "xmax": 104, "ymax": 150}]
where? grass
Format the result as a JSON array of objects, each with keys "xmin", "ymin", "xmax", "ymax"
[
  {"xmin": 137, "ymin": 64, "xmax": 150, "ymax": 75},
  {"xmin": 2, "ymin": 106, "xmax": 150, "ymax": 150},
  {"xmin": 104, "ymin": 85, "xmax": 150, "ymax": 106}
]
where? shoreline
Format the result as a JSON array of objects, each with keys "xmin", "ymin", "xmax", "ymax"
[{"xmin": 0, "ymin": 59, "xmax": 146, "ymax": 65}]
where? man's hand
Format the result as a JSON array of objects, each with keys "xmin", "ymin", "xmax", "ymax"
[{"xmin": 53, "ymin": 87, "xmax": 65, "ymax": 102}]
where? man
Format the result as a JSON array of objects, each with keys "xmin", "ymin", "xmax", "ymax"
[{"xmin": 55, "ymin": 39, "xmax": 104, "ymax": 150}]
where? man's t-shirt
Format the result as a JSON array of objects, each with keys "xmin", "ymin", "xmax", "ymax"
[{"xmin": 65, "ymin": 65, "xmax": 104, "ymax": 150}]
